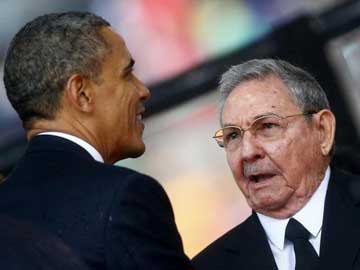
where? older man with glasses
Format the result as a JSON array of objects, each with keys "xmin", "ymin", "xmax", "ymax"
[{"xmin": 192, "ymin": 59, "xmax": 360, "ymax": 270}]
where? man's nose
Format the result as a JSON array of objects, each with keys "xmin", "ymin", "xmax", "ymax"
[
  {"xmin": 239, "ymin": 132, "xmax": 264, "ymax": 163},
  {"xmin": 140, "ymin": 85, "xmax": 151, "ymax": 101},
  {"xmin": 135, "ymin": 76, "xmax": 151, "ymax": 101}
]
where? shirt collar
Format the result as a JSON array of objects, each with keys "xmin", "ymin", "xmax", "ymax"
[
  {"xmin": 257, "ymin": 167, "xmax": 330, "ymax": 250},
  {"xmin": 38, "ymin": 132, "xmax": 104, "ymax": 163}
]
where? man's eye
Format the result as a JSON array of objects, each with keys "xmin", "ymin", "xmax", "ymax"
[
  {"xmin": 123, "ymin": 68, "xmax": 134, "ymax": 80},
  {"xmin": 259, "ymin": 122, "xmax": 279, "ymax": 129},
  {"xmin": 125, "ymin": 72, "xmax": 132, "ymax": 79},
  {"xmin": 224, "ymin": 130, "xmax": 240, "ymax": 141}
]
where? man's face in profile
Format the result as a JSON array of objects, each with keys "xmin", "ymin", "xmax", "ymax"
[
  {"xmin": 222, "ymin": 75, "xmax": 325, "ymax": 218},
  {"xmin": 89, "ymin": 27, "xmax": 151, "ymax": 162}
]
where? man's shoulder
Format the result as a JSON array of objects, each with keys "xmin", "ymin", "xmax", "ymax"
[
  {"xmin": 82, "ymin": 163, "xmax": 171, "ymax": 212},
  {"xmin": 331, "ymin": 168, "xmax": 360, "ymax": 201},
  {"xmin": 5, "ymin": 153, "xmax": 164, "ymax": 207},
  {"xmin": 89, "ymin": 162, "xmax": 148, "ymax": 179},
  {"xmin": 89, "ymin": 162, "xmax": 162, "ymax": 190},
  {"xmin": 192, "ymin": 214, "xmax": 255, "ymax": 268}
]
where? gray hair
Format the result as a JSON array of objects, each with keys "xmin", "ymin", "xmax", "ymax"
[
  {"xmin": 3, "ymin": 12, "xmax": 111, "ymax": 127},
  {"xmin": 219, "ymin": 59, "xmax": 330, "ymax": 126}
]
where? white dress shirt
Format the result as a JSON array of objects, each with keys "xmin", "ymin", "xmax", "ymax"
[
  {"xmin": 257, "ymin": 167, "xmax": 330, "ymax": 270},
  {"xmin": 38, "ymin": 132, "xmax": 104, "ymax": 163}
]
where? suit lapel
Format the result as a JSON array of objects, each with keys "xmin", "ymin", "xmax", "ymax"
[
  {"xmin": 223, "ymin": 213, "xmax": 278, "ymax": 270},
  {"xmin": 320, "ymin": 169, "xmax": 360, "ymax": 269}
]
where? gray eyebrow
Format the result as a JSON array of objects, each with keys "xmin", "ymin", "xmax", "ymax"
[{"xmin": 222, "ymin": 112, "xmax": 280, "ymax": 127}]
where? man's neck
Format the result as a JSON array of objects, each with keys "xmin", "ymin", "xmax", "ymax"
[
  {"xmin": 26, "ymin": 117, "xmax": 109, "ymax": 163},
  {"xmin": 38, "ymin": 131, "xmax": 104, "ymax": 163}
]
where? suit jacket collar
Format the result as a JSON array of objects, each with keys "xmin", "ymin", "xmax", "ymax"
[
  {"xmin": 320, "ymin": 169, "xmax": 360, "ymax": 269},
  {"xmin": 26, "ymin": 135, "xmax": 95, "ymax": 162},
  {"xmin": 223, "ymin": 213, "xmax": 278, "ymax": 270}
]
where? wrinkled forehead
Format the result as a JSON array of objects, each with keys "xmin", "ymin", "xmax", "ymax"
[{"xmin": 222, "ymin": 76, "xmax": 300, "ymax": 125}]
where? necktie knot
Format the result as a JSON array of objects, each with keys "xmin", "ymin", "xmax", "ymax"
[{"xmin": 285, "ymin": 218, "xmax": 311, "ymax": 242}]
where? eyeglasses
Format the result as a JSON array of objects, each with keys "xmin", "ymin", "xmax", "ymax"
[{"xmin": 213, "ymin": 111, "xmax": 316, "ymax": 151}]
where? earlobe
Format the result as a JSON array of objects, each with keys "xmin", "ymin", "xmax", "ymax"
[
  {"xmin": 65, "ymin": 74, "xmax": 93, "ymax": 113},
  {"xmin": 315, "ymin": 109, "xmax": 336, "ymax": 156}
]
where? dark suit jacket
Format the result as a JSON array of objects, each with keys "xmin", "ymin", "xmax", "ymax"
[
  {"xmin": 0, "ymin": 135, "xmax": 192, "ymax": 270},
  {"xmin": 192, "ymin": 169, "xmax": 360, "ymax": 270},
  {"xmin": 0, "ymin": 214, "xmax": 91, "ymax": 270}
]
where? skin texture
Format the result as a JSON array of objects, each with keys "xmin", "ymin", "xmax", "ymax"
[
  {"xmin": 27, "ymin": 27, "xmax": 150, "ymax": 164},
  {"xmin": 222, "ymin": 75, "xmax": 335, "ymax": 218}
]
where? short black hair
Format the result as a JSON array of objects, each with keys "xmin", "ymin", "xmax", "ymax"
[{"xmin": 3, "ymin": 12, "xmax": 111, "ymax": 127}]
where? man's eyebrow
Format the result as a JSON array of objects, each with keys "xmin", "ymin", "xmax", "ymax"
[
  {"xmin": 222, "ymin": 122, "xmax": 235, "ymax": 127},
  {"xmin": 222, "ymin": 112, "xmax": 278, "ymax": 127},
  {"xmin": 123, "ymin": 58, "xmax": 135, "ymax": 76},
  {"xmin": 253, "ymin": 112, "xmax": 278, "ymax": 120}
]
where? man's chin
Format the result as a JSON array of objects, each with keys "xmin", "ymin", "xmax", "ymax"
[
  {"xmin": 248, "ymin": 195, "xmax": 281, "ymax": 211},
  {"xmin": 128, "ymin": 142, "xmax": 146, "ymax": 158},
  {"xmin": 113, "ymin": 141, "xmax": 145, "ymax": 162}
]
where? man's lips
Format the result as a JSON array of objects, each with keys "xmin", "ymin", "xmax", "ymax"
[
  {"xmin": 243, "ymin": 163, "xmax": 279, "ymax": 183},
  {"xmin": 136, "ymin": 107, "xmax": 145, "ymax": 121},
  {"xmin": 136, "ymin": 113, "xmax": 143, "ymax": 121},
  {"xmin": 248, "ymin": 173, "xmax": 277, "ymax": 183}
]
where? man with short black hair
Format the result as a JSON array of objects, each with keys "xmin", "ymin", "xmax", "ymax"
[
  {"xmin": 193, "ymin": 59, "xmax": 360, "ymax": 270},
  {"xmin": 1, "ymin": 12, "xmax": 192, "ymax": 270}
]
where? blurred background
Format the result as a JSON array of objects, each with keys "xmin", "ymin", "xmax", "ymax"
[{"xmin": 1, "ymin": 0, "xmax": 360, "ymax": 258}]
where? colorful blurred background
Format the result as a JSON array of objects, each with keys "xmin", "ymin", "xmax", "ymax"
[{"xmin": 1, "ymin": 0, "xmax": 360, "ymax": 258}]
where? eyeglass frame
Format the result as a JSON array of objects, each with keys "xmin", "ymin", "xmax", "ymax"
[{"xmin": 213, "ymin": 111, "xmax": 318, "ymax": 149}]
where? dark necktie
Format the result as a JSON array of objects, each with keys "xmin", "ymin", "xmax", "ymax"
[{"xmin": 285, "ymin": 218, "xmax": 319, "ymax": 270}]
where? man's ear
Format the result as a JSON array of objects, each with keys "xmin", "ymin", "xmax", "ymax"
[
  {"xmin": 313, "ymin": 109, "xmax": 336, "ymax": 156},
  {"xmin": 64, "ymin": 74, "xmax": 94, "ymax": 113}
]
